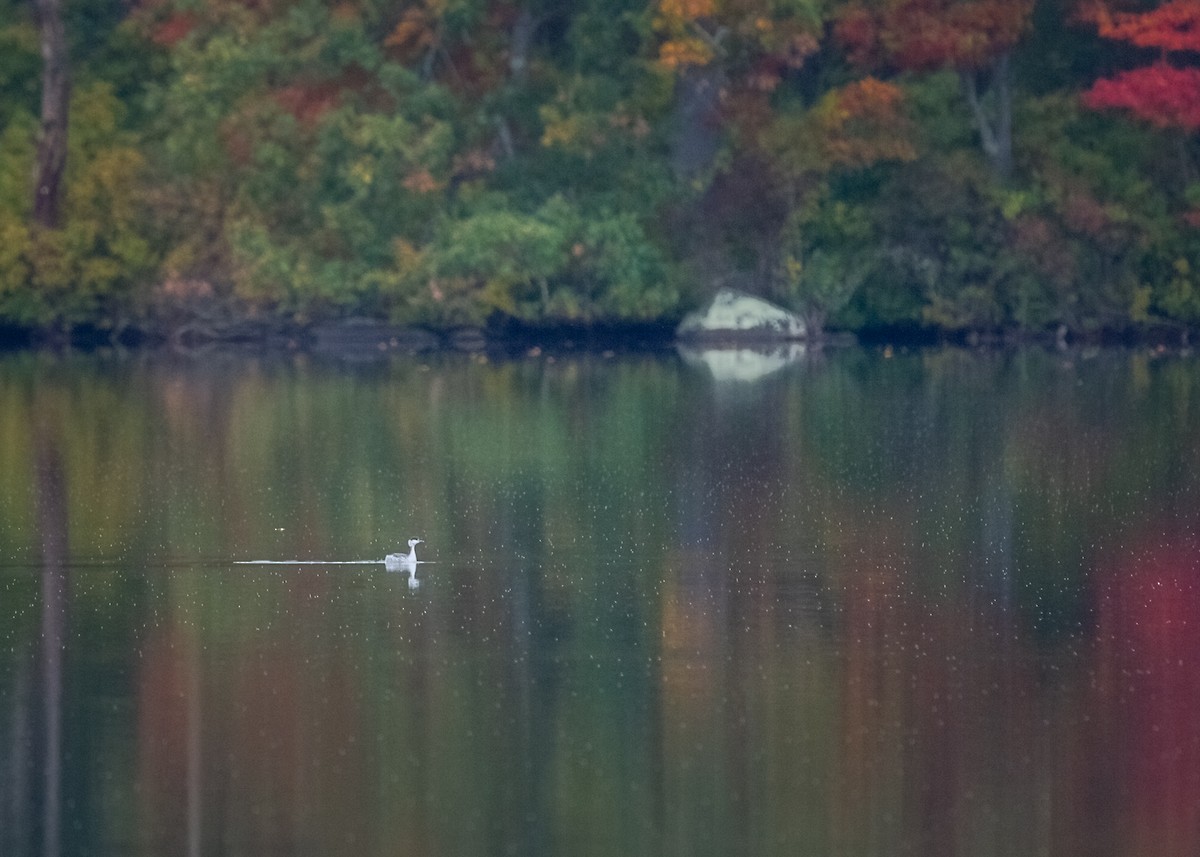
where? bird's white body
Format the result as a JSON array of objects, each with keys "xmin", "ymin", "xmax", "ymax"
[{"xmin": 385, "ymin": 538, "xmax": 423, "ymax": 573}]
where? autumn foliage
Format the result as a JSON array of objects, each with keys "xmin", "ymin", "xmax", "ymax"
[
  {"xmin": 654, "ymin": 0, "xmax": 820, "ymax": 83},
  {"xmin": 819, "ymin": 78, "xmax": 917, "ymax": 167},
  {"xmin": 1085, "ymin": 65, "xmax": 1200, "ymax": 129},
  {"xmin": 836, "ymin": 0, "xmax": 1033, "ymax": 72},
  {"xmin": 1082, "ymin": 0, "xmax": 1200, "ymax": 129},
  {"xmin": 1084, "ymin": 0, "xmax": 1200, "ymax": 51},
  {"xmin": 9, "ymin": 0, "xmax": 1200, "ymax": 333}
]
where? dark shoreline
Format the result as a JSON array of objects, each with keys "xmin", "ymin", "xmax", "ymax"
[{"xmin": 1, "ymin": 314, "xmax": 1195, "ymax": 357}]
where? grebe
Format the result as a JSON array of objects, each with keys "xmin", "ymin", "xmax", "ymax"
[{"xmin": 385, "ymin": 538, "xmax": 423, "ymax": 572}]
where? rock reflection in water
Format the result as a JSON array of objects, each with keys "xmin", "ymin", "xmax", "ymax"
[{"xmin": 677, "ymin": 343, "xmax": 807, "ymax": 383}]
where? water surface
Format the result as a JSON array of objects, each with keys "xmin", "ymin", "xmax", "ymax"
[{"xmin": 2, "ymin": 347, "xmax": 1199, "ymax": 857}]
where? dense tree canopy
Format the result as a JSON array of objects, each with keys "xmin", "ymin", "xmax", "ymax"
[
  {"xmin": 1083, "ymin": 0, "xmax": 1200, "ymax": 130},
  {"xmin": 1, "ymin": 0, "xmax": 1200, "ymax": 337}
]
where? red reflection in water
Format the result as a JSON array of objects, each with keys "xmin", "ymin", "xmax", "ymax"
[{"xmin": 1094, "ymin": 536, "xmax": 1200, "ymax": 857}]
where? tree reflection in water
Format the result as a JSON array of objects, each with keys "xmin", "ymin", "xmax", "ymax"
[{"xmin": 0, "ymin": 350, "xmax": 1197, "ymax": 857}]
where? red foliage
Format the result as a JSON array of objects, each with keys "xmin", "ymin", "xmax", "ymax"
[
  {"xmin": 1083, "ymin": 2, "xmax": 1200, "ymax": 130},
  {"xmin": 272, "ymin": 81, "xmax": 344, "ymax": 128},
  {"xmin": 1083, "ymin": 0, "xmax": 1200, "ymax": 52},
  {"xmin": 270, "ymin": 67, "xmax": 371, "ymax": 129},
  {"xmin": 836, "ymin": 6, "xmax": 882, "ymax": 66},
  {"xmin": 836, "ymin": 0, "xmax": 1033, "ymax": 72},
  {"xmin": 1083, "ymin": 64, "xmax": 1200, "ymax": 129},
  {"xmin": 1061, "ymin": 188, "xmax": 1115, "ymax": 237},
  {"xmin": 151, "ymin": 11, "xmax": 198, "ymax": 46}
]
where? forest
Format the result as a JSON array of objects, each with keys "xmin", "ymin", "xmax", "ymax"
[{"xmin": 2, "ymin": 0, "xmax": 1200, "ymax": 341}]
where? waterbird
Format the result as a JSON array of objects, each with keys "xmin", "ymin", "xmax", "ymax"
[{"xmin": 385, "ymin": 538, "xmax": 423, "ymax": 572}]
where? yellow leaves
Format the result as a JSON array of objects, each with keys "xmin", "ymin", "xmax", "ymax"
[
  {"xmin": 384, "ymin": 5, "xmax": 438, "ymax": 59},
  {"xmin": 540, "ymin": 98, "xmax": 652, "ymax": 157},
  {"xmin": 0, "ymin": 216, "xmax": 30, "ymax": 296},
  {"xmin": 1162, "ymin": 259, "xmax": 1199, "ymax": 320},
  {"xmin": 0, "ymin": 78, "xmax": 155, "ymax": 317},
  {"xmin": 540, "ymin": 109, "xmax": 596, "ymax": 152},
  {"xmin": 782, "ymin": 253, "xmax": 804, "ymax": 291},
  {"xmin": 349, "ymin": 158, "xmax": 373, "ymax": 186},
  {"xmin": 654, "ymin": 0, "xmax": 820, "ymax": 83},
  {"xmin": 658, "ymin": 36, "xmax": 716, "ymax": 69},
  {"xmin": 660, "ymin": 0, "xmax": 717, "ymax": 22},
  {"xmin": 389, "ymin": 238, "xmax": 429, "ymax": 298},
  {"xmin": 541, "ymin": 111, "xmax": 585, "ymax": 148},
  {"xmin": 654, "ymin": 0, "xmax": 720, "ymax": 69},
  {"xmin": 68, "ymin": 146, "xmax": 146, "ymax": 226}
]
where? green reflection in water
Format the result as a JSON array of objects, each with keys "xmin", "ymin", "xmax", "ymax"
[{"xmin": 1, "ymin": 348, "xmax": 1199, "ymax": 857}]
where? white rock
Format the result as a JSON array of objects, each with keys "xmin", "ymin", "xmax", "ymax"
[{"xmin": 676, "ymin": 288, "xmax": 806, "ymax": 342}]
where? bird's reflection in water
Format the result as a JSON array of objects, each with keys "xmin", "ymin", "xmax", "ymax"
[{"xmin": 385, "ymin": 538, "xmax": 424, "ymax": 590}]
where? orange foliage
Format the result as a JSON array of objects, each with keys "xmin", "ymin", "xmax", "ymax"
[
  {"xmin": 1081, "ymin": 0, "xmax": 1200, "ymax": 52},
  {"xmin": 658, "ymin": 36, "xmax": 717, "ymax": 68},
  {"xmin": 1082, "ymin": 2, "xmax": 1200, "ymax": 130},
  {"xmin": 819, "ymin": 77, "xmax": 917, "ymax": 167},
  {"xmin": 385, "ymin": 5, "xmax": 438, "ymax": 60},
  {"xmin": 837, "ymin": 0, "xmax": 1033, "ymax": 71},
  {"xmin": 660, "ymin": 0, "xmax": 717, "ymax": 20},
  {"xmin": 451, "ymin": 148, "xmax": 497, "ymax": 182}
]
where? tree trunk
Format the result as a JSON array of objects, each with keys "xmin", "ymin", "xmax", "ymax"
[
  {"xmin": 493, "ymin": 6, "xmax": 537, "ymax": 161},
  {"xmin": 961, "ymin": 51, "xmax": 1013, "ymax": 180},
  {"xmin": 670, "ymin": 67, "xmax": 724, "ymax": 179},
  {"xmin": 509, "ymin": 5, "xmax": 535, "ymax": 83},
  {"xmin": 32, "ymin": 0, "xmax": 70, "ymax": 229}
]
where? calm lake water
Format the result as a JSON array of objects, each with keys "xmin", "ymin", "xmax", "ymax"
[{"xmin": 2, "ymin": 345, "xmax": 1199, "ymax": 857}]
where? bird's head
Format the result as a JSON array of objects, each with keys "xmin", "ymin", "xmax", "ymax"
[{"xmin": 408, "ymin": 538, "xmax": 424, "ymax": 547}]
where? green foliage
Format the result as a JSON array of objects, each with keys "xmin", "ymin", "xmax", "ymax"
[
  {"xmin": 407, "ymin": 198, "xmax": 675, "ymax": 325},
  {"xmin": 5, "ymin": 0, "xmax": 1200, "ymax": 335},
  {"xmin": 0, "ymin": 82, "xmax": 154, "ymax": 326},
  {"xmin": 0, "ymin": 13, "xmax": 39, "ymax": 125},
  {"xmin": 776, "ymin": 189, "xmax": 877, "ymax": 331}
]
